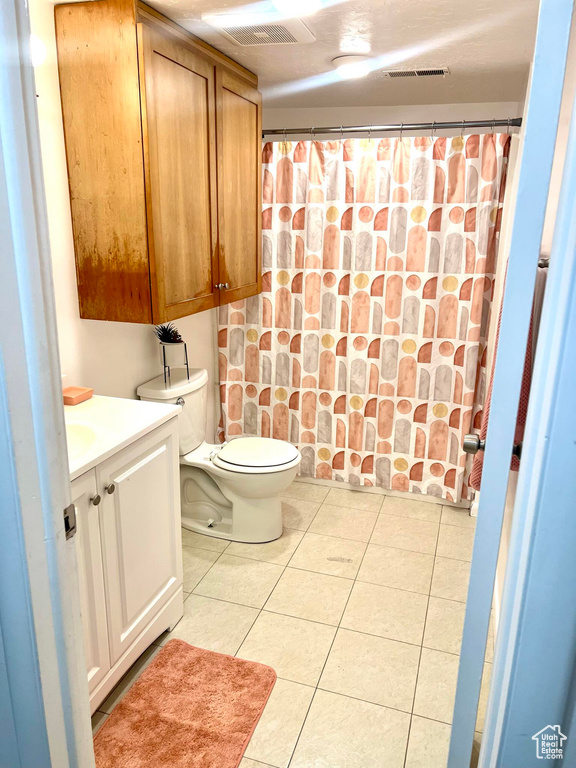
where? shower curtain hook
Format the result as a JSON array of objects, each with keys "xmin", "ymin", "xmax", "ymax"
[
  {"xmin": 310, "ymin": 126, "xmax": 315, "ymax": 141},
  {"xmin": 460, "ymin": 119, "xmax": 465, "ymax": 138},
  {"xmin": 400, "ymin": 122, "xmax": 404, "ymax": 139},
  {"xmin": 283, "ymin": 127, "xmax": 287, "ymax": 142},
  {"xmin": 491, "ymin": 120, "xmax": 495, "ymax": 133},
  {"xmin": 507, "ymin": 117, "xmax": 511, "ymax": 133},
  {"xmin": 431, "ymin": 121, "xmax": 436, "ymax": 137},
  {"xmin": 369, "ymin": 124, "xmax": 372, "ymax": 140},
  {"xmin": 340, "ymin": 125, "xmax": 344, "ymax": 141}
]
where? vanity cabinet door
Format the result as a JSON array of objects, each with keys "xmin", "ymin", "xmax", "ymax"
[
  {"xmin": 98, "ymin": 421, "xmax": 182, "ymax": 665},
  {"xmin": 70, "ymin": 470, "xmax": 111, "ymax": 696},
  {"xmin": 138, "ymin": 23, "xmax": 220, "ymax": 322},
  {"xmin": 215, "ymin": 68, "xmax": 262, "ymax": 305}
]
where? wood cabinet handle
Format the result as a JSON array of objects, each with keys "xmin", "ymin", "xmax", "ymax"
[{"xmin": 214, "ymin": 282, "xmax": 229, "ymax": 290}]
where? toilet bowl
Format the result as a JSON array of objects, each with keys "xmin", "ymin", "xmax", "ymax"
[{"xmin": 137, "ymin": 367, "xmax": 301, "ymax": 543}]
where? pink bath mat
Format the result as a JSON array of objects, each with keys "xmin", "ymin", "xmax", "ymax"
[{"xmin": 94, "ymin": 639, "xmax": 276, "ymax": 768}]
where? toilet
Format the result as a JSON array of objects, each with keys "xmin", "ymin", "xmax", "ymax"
[{"xmin": 137, "ymin": 367, "xmax": 301, "ymax": 543}]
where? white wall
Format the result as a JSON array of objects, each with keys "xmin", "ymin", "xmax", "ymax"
[{"xmin": 29, "ymin": 0, "xmax": 220, "ymax": 440}]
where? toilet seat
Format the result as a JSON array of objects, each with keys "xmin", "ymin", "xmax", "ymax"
[{"xmin": 211, "ymin": 437, "xmax": 300, "ymax": 474}]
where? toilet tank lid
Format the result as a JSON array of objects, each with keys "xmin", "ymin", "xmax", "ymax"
[{"xmin": 137, "ymin": 367, "xmax": 208, "ymax": 400}]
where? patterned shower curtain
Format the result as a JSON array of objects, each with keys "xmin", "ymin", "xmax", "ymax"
[{"xmin": 218, "ymin": 134, "xmax": 510, "ymax": 503}]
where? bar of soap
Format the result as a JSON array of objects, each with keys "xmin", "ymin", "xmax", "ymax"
[{"xmin": 63, "ymin": 386, "xmax": 94, "ymax": 406}]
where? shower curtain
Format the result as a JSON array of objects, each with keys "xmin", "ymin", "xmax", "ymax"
[{"xmin": 218, "ymin": 134, "xmax": 510, "ymax": 502}]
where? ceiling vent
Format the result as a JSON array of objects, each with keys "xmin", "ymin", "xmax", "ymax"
[
  {"xmin": 384, "ymin": 67, "xmax": 450, "ymax": 78},
  {"xmin": 202, "ymin": 16, "xmax": 316, "ymax": 46}
]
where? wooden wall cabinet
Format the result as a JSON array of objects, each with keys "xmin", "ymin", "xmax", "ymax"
[{"xmin": 55, "ymin": 0, "xmax": 262, "ymax": 323}]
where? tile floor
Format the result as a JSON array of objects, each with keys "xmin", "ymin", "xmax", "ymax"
[{"xmin": 92, "ymin": 480, "xmax": 493, "ymax": 768}]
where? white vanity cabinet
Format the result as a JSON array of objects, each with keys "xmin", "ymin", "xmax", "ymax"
[
  {"xmin": 69, "ymin": 415, "xmax": 183, "ymax": 713},
  {"xmin": 71, "ymin": 470, "xmax": 110, "ymax": 695}
]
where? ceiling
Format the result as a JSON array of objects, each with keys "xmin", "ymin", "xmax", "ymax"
[{"xmin": 145, "ymin": 0, "xmax": 540, "ymax": 107}]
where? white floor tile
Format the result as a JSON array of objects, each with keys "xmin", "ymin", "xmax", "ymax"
[
  {"xmin": 441, "ymin": 505, "xmax": 477, "ymax": 529},
  {"xmin": 265, "ymin": 567, "xmax": 353, "ymax": 626},
  {"xmin": 341, "ymin": 581, "xmax": 428, "ymax": 645},
  {"xmin": 319, "ymin": 628, "xmax": 420, "ymax": 712},
  {"xmin": 283, "ymin": 481, "xmax": 329, "ymax": 503},
  {"xmin": 404, "ymin": 715, "xmax": 451, "ymax": 768},
  {"xmin": 193, "ymin": 554, "xmax": 283, "ymax": 608},
  {"xmin": 181, "ymin": 528, "xmax": 230, "ymax": 552},
  {"xmin": 413, "ymin": 647, "xmax": 459, "ymax": 724},
  {"xmin": 237, "ymin": 611, "xmax": 336, "ymax": 687},
  {"xmin": 308, "ymin": 504, "xmax": 378, "ymax": 542},
  {"xmin": 423, "ymin": 596, "xmax": 466, "ymax": 655},
  {"xmin": 431, "ymin": 556, "xmax": 471, "ymax": 602},
  {"xmin": 358, "ymin": 544, "xmax": 434, "ymax": 594},
  {"xmin": 382, "ymin": 496, "xmax": 442, "ymax": 523},
  {"xmin": 370, "ymin": 514, "xmax": 438, "ymax": 554},
  {"xmin": 158, "ymin": 594, "xmax": 258, "ymax": 655},
  {"xmin": 289, "ymin": 532, "xmax": 367, "ymax": 578},
  {"xmin": 182, "ymin": 546, "xmax": 221, "ymax": 591},
  {"xmin": 226, "ymin": 528, "xmax": 304, "ymax": 565},
  {"xmin": 290, "ymin": 690, "xmax": 410, "ymax": 768},
  {"xmin": 436, "ymin": 524, "xmax": 475, "ymax": 561},
  {"xmin": 281, "ymin": 497, "xmax": 321, "ymax": 530},
  {"xmin": 245, "ymin": 678, "xmax": 314, "ymax": 768},
  {"xmin": 325, "ymin": 487, "xmax": 384, "ymax": 513},
  {"xmin": 308, "ymin": 503, "xmax": 378, "ymax": 542}
]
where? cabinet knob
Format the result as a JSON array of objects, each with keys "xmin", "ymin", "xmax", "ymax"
[
  {"xmin": 214, "ymin": 282, "xmax": 230, "ymax": 290},
  {"xmin": 91, "ymin": 494, "xmax": 101, "ymax": 506},
  {"xmin": 105, "ymin": 483, "xmax": 116, "ymax": 495}
]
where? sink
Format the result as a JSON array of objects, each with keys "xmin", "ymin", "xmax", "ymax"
[
  {"xmin": 66, "ymin": 423, "xmax": 97, "ymax": 459},
  {"xmin": 64, "ymin": 395, "xmax": 181, "ymax": 479}
]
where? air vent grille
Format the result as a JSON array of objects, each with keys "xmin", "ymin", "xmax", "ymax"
[
  {"xmin": 225, "ymin": 24, "xmax": 298, "ymax": 46},
  {"xmin": 385, "ymin": 67, "xmax": 450, "ymax": 78},
  {"xmin": 416, "ymin": 68, "xmax": 448, "ymax": 77},
  {"xmin": 203, "ymin": 16, "xmax": 316, "ymax": 46}
]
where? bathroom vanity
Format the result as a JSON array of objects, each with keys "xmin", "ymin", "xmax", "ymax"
[{"xmin": 65, "ymin": 396, "xmax": 183, "ymax": 713}]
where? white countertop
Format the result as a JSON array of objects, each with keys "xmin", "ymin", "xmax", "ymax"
[{"xmin": 65, "ymin": 395, "xmax": 181, "ymax": 481}]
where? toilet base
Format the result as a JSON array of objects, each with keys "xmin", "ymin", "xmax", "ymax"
[
  {"xmin": 181, "ymin": 515, "xmax": 280, "ymax": 544},
  {"xmin": 180, "ymin": 463, "xmax": 289, "ymax": 543}
]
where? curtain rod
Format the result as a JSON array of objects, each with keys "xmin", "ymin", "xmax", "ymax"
[{"xmin": 262, "ymin": 117, "xmax": 522, "ymax": 138}]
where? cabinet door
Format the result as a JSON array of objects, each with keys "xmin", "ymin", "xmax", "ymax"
[
  {"xmin": 216, "ymin": 68, "xmax": 262, "ymax": 305},
  {"xmin": 70, "ymin": 471, "xmax": 111, "ymax": 695},
  {"xmin": 98, "ymin": 422, "xmax": 182, "ymax": 664},
  {"xmin": 138, "ymin": 23, "xmax": 219, "ymax": 322}
]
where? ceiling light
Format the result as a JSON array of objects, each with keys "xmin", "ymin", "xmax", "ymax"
[
  {"xmin": 333, "ymin": 55, "xmax": 371, "ymax": 80},
  {"xmin": 272, "ymin": 0, "xmax": 321, "ymax": 18}
]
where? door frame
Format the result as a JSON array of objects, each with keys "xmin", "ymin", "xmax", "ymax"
[
  {"xmin": 479, "ymin": 76, "xmax": 576, "ymax": 767},
  {"xmin": 0, "ymin": 0, "xmax": 94, "ymax": 765},
  {"xmin": 448, "ymin": 0, "xmax": 574, "ymax": 763},
  {"xmin": 4, "ymin": 0, "xmax": 576, "ymax": 766}
]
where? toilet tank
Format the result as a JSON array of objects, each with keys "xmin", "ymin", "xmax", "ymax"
[{"xmin": 137, "ymin": 367, "xmax": 208, "ymax": 455}]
